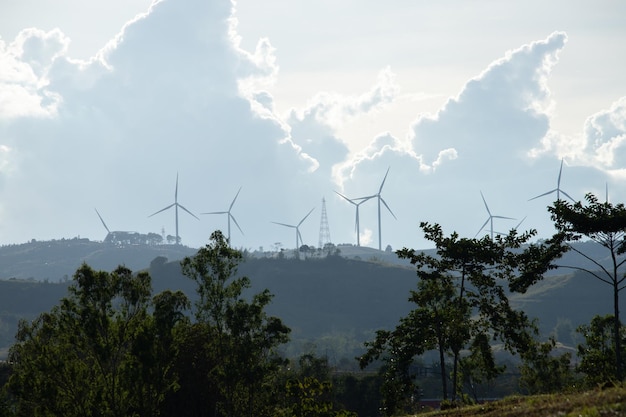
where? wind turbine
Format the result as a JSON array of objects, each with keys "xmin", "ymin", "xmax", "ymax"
[
  {"xmin": 362, "ymin": 167, "xmax": 397, "ymax": 251},
  {"xmin": 475, "ymin": 191, "xmax": 515, "ymax": 240},
  {"xmin": 334, "ymin": 191, "xmax": 373, "ymax": 247},
  {"xmin": 488, "ymin": 215, "xmax": 527, "ymax": 238},
  {"xmin": 272, "ymin": 207, "xmax": 315, "ymax": 253},
  {"xmin": 148, "ymin": 173, "xmax": 199, "ymax": 245},
  {"xmin": 529, "ymin": 159, "xmax": 575, "ymax": 202},
  {"xmin": 202, "ymin": 187, "xmax": 244, "ymax": 243}
]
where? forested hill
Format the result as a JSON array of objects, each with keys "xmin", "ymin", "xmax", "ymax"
[
  {"xmin": 0, "ymin": 238, "xmax": 623, "ymax": 361},
  {"xmin": 147, "ymin": 254, "xmax": 624, "ymax": 357},
  {"xmin": 0, "ymin": 253, "xmax": 418, "ymax": 359},
  {"xmin": 149, "ymin": 255, "xmax": 418, "ymax": 355}
]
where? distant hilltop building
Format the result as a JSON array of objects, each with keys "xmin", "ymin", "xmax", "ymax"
[{"xmin": 103, "ymin": 231, "xmax": 163, "ymax": 246}]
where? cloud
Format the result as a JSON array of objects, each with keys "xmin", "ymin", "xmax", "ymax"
[
  {"xmin": 0, "ymin": 28, "xmax": 69, "ymax": 119},
  {"xmin": 0, "ymin": 0, "xmax": 328, "ymax": 248},
  {"xmin": 410, "ymin": 32, "xmax": 567, "ymax": 171},
  {"xmin": 0, "ymin": 0, "xmax": 622, "ymax": 253},
  {"xmin": 286, "ymin": 68, "xmax": 399, "ymax": 181},
  {"xmin": 336, "ymin": 33, "xmax": 570, "ymax": 191},
  {"xmin": 330, "ymin": 31, "xmax": 614, "ymax": 249},
  {"xmin": 584, "ymin": 97, "xmax": 626, "ymax": 170}
]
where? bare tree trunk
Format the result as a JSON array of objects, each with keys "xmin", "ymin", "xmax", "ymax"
[{"xmin": 614, "ymin": 280, "xmax": 622, "ymax": 381}]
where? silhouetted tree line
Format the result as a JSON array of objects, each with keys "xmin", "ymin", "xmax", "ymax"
[
  {"xmin": 0, "ymin": 231, "xmax": 361, "ymax": 417},
  {"xmin": 357, "ymin": 193, "xmax": 626, "ymax": 415}
]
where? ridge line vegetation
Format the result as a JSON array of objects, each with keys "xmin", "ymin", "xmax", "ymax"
[{"xmin": 0, "ymin": 193, "xmax": 626, "ymax": 416}]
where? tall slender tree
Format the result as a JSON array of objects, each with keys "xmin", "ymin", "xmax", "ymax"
[
  {"xmin": 176, "ymin": 230, "xmax": 291, "ymax": 417},
  {"xmin": 360, "ymin": 222, "xmax": 558, "ymax": 412},
  {"xmin": 547, "ymin": 193, "xmax": 626, "ymax": 380}
]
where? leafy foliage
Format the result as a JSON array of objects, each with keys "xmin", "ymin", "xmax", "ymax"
[
  {"xmin": 549, "ymin": 193, "xmax": 626, "ymax": 380},
  {"xmin": 359, "ymin": 222, "xmax": 559, "ymax": 414},
  {"xmin": 8, "ymin": 264, "xmax": 188, "ymax": 417},
  {"xmin": 518, "ymin": 336, "xmax": 574, "ymax": 394},
  {"xmin": 172, "ymin": 230, "xmax": 291, "ymax": 417},
  {"xmin": 576, "ymin": 314, "xmax": 626, "ymax": 386},
  {"xmin": 276, "ymin": 354, "xmax": 358, "ymax": 417},
  {"xmin": 6, "ymin": 231, "xmax": 294, "ymax": 417}
]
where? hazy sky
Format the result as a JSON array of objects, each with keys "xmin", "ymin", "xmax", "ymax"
[{"xmin": 0, "ymin": 0, "xmax": 625, "ymax": 251}]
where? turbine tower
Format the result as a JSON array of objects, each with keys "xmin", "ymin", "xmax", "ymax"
[
  {"xmin": 475, "ymin": 191, "xmax": 515, "ymax": 240},
  {"xmin": 202, "ymin": 187, "xmax": 243, "ymax": 243},
  {"xmin": 334, "ymin": 191, "xmax": 372, "ymax": 247},
  {"xmin": 149, "ymin": 173, "xmax": 199, "ymax": 245},
  {"xmin": 318, "ymin": 197, "xmax": 331, "ymax": 249},
  {"xmin": 272, "ymin": 207, "xmax": 315, "ymax": 255},
  {"xmin": 362, "ymin": 167, "xmax": 396, "ymax": 251},
  {"xmin": 529, "ymin": 158, "xmax": 575, "ymax": 202}
]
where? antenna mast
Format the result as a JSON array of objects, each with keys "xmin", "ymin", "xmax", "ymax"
[{"xmin": 318, "ymin": 197, "xmax": 331, "ymax": 249}]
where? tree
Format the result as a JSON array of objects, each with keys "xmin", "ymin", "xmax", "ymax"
[
  {"xmin": 278, "ymin": 354, "xmax": 357, "ymax": 417},
  {"xmin": 8, "ymin": 264, "xmax": 188, "ymax": 417},
  {"xmin": 548, "ymin": 193, "xmax": 626, "ymax": 380},
  {"xmin": 518, "ymin": 337, "xmax": 574, "ymax": 394},
  {"xmin": 177, "ymin": 230, "xmax": 291, "ymax": 417},
  {"xmin": 360, "ymin": 222, "xmax": 550, "ymax": 411},
  {"xmin": 576, "ymin": 314, "xmax": 626, "ymax": 386}
]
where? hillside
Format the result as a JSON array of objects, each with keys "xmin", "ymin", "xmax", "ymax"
[
  {"xmin": 0, "ymin": 238, "xmax": 624, "ymax": 361},
  {"xmin": 416, "ymin": 385, "xmax": 626, "ymax": 417},
  {"xmin": 147, "ymin": 253, "xmax": 625, "ymax": 358},
  {"xmin": 0, "ymin": 238, "xmax": 197, "ymax": 281},
  {"xmin": 146, "ymin": 254, "xmax": 417, "ymax": 359}
]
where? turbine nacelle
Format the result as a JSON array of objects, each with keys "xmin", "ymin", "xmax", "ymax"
[
  {"xmin": 272, "ymin": 207, "xmax": 315, "ymax": 253},
  {"xmin": 202, "ymin": 187, "xmax": 244, "ymax": 243},
  {"xmin": 148, "ymin": 173, "xmax": 198, "ymax": 245},
  {"xmin": 475, "ymin": 191, "xmax": 515, "ymax": 240},
  {"xmin": 529, "ymin": 158, "xmax": 575, "ymax": 203}
]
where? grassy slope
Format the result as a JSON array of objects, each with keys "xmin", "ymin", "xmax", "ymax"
[{"xmin": 415, "ymin": 386, "xmax": 626, "ymax": 417}]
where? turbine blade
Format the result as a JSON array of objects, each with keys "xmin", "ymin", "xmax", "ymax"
[
  {"xmin": 229, "ymin": 187, "xmax": 242, "ymax": 211},
  {"xmin": 475, "ymin": 218, "xmax": 490, "ymax": 238},
  {"xmin": 557, "ymin": 158, "xmax": 563, "ymax": 187},
  {"xmin": 559, "ymin": 189, "xmax": 576, "ymax": 203},
  {"xmin": 357, "ymin": 195, "xmax": 376, "ymax": 205},
  {"xmin": 334, "ymin": 190, "xmax": 356, "ymax": 205},
  {"xmin": 480, "ymin": 191, "xmax": 491, "ymax": 216},
  {"xmin": 175, "ymin": 172, "xmax": 179, "ymax": 201},
  {"xmin": 380, "ymin": 197, "xmax": 397, "ymax": 220},
  {"xmin": 149, "ymin": 203, "xmax": 175, "ymax": 217},
  {"xmin": 178, "ymin": 204, "xmax": 200, "ymax": 220},
  {"xmin": 492, "ymin": 215, "xmax": 516, "ymax": 220},
  {"xmin": 528, "ymin": 189, "xmax": 557, "ymax": 201},
  {"xmin": 272, "ymin": 221, "xmax": 295, "ymax": 229},
  {"xmin": 202, "ymin": 211, "xmax": 228, "ymax": 215},
  {"xmin": 378, "ymin": 167, "xmax": 390, "ymax": 193},
  {"xmin": 94, "ymin": 208, "xmax": 111, "ymax": 233},
  {"xmin": 515, "ymin": 216, "xmax": 527, "ymax": 230},
  {"xmin": 230, "ymin": 214, "xmax": 244, "ymax": 235},
  {"xmin": 297, "ymin": 229, "xmax": 303, "ymax": 246},
  {"xmin": 298, "ymin": 207, "xmax": 315, "ymax": 227}
]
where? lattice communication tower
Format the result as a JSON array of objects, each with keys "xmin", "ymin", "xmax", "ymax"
[{"xmin": 318, "ymin": 197, "xmax": 332, "ymax": 249}]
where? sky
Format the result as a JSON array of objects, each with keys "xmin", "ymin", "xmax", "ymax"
[{"xmin": 0, "ymin": 0, "xmax": 625, "ymax": 252}]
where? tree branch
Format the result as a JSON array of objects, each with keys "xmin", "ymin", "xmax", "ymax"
[{"xmin": 554, "ymin": 264, "xmax": 613, "ymax": 286}]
